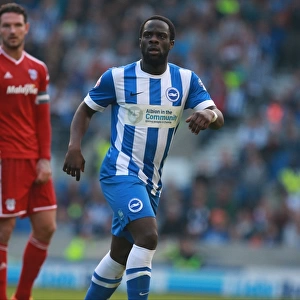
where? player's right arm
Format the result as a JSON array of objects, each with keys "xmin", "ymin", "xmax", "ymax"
[{"xmin": 63, "ymin": 101, "xmax": 96, "ymax": 181}]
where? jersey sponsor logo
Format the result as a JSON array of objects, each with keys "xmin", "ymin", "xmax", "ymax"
[
  {"xmin": 124, "ymin": 104, "xmax": 182, "ymax": 128},
  {"xmin": 6, "ymin": 84, "xmax": 38, "ymax": 95},
  {"xmin": 166, "ymin": 87, "xmax": 180, "ymax": 102},
  {"xmin": 28, "ymin": 69, "xmax": 38, "ymax": 80},
  {"xmin": 5, "ymin": 198, "xmax": 16, "ymax": 211},
  {"xmin": 4, "ymin": 71, "xmax": 13, "ymax": 79},
  {"xmin": 128, "ymin": 198, "xmax": 143, "ymax": 213}
]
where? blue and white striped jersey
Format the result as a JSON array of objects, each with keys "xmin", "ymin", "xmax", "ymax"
[{"xmin": 84, "ymin": 60, "xmax": 215, "ymax": 196}]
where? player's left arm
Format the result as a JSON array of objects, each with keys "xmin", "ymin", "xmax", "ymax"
[
  {"xmin": 185, "ymin": 72, "xmax": 224, "ymax": 134},
  {"xmin": 35, "ymin": 101, "xmax": 52, "ymax": 184},
  {"xmin": 185, "ymin": 105, "xmax": 224, "ymax": 134},
  {"xmin": 35, "ymin": 64, "xmax": 52, "ymax": 184},
  {"xmin": 206, "ymin": 106, "xmax": 224, "ymax": 130}
]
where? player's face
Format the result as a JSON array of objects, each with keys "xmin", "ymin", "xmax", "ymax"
[
  {"xmin": 0, "ymin": 12, "xmax": 29, "ymax": 50},
  {"xmin": 139, "ymin": 20, "xmax": 174, "ymax": 67}
]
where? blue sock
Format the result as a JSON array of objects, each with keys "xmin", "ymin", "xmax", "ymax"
[
  {"xmin": 127, "ymin": 270, "xmax": 151, "ymax": 299},
  {"xmin": 126, "ymin": 245, "xmax": 156, "ymax": 300},
  {"xmin": 84, "ymin": 274, "xmax": 122, "ymax": 300},
  {"xmin": 84, "ymin": 252, "xmax": 125, "ymax": 300}
]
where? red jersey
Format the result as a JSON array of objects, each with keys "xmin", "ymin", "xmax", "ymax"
[{"xmin": 0, "ymin": 47, "xmax": 51, "ymax": 159}]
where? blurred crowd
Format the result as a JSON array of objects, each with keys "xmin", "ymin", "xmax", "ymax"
[{"xmin": 8, "ymin": 0, "xmax": 300, "ymax": 250}]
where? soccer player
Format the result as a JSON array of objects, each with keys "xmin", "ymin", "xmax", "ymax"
[
  {"xmin": 63, "ymin": 15, "xmax": 224, "ymax": 300},
  {"xmin": 0, "ymin": 3, "xmax": 57, "ymax": 300}
]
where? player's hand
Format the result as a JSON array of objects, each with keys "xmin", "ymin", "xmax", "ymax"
[
  {"xmin": 62, "ymin": 148, "xmax": 85, "ymax": 181},
  {"xmin": 185, "ymin": 110, "xmax": 214, "ymax": 135},
  {"xmin": 35, "ymin": 158, "xmax": 52, "ymax": 184}
]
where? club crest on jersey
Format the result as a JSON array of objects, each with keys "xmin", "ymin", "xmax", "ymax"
[
  {"xmin": 28, "ymin": 69, "xmax": 38, "ymax": 80},
  {"xmin": 127, "ymin": 106, "xmax": 143, "ymax": 124},
  {"xmin": 166, "ymin": 87, "xmax": 180, "ymax": 102},
  {"xmin": 128, "ymin": 198, "xmax": 143, "ymax": 213},
  {"xmin": 5, "ymin": 198, "xmax": 16, "ymax": 211}
]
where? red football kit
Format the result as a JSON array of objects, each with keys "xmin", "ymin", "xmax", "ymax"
[{"xmin": 0, "ymin": 47, "xmax": 57, "ymax": 217}]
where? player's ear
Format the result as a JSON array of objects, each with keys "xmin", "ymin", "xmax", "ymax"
[
  {"xmin": 169, "ymin": 39, "xmax": 175, "ymax": 50},
  {"xmin": 25, "ymin": 22, "xmax": 30, "ymax": 35},
  {"xmin": 139, "ymin": 38, "xmax": 142, "ymax": 47}
]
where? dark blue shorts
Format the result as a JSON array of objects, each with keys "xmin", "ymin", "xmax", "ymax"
[{"xmin": 100, "ymin": 175, "xmax": 159, "ymax": 243}]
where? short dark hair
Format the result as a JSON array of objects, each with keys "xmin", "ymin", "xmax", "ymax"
[
  {"xmin": 0, "ymin": 2, "xmax": 27, "ymax": 23},
  {"xmin": 139, "ymin": 15, "xmax": 176, "ymax": 41}
]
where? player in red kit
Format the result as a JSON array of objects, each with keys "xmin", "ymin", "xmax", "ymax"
[{"xmin": 0, "ymin": 3, "xmax": 57, "ymax": 300}]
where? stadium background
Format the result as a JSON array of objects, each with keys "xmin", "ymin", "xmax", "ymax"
[{"xmin": 2, "ymin": 0, "xmax": 300, "ymax": 298}]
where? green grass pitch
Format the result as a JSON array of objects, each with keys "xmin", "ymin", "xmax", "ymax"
[{"xmin": 7, "ymin": 286, "xmax": 269, "ymax": 300}]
